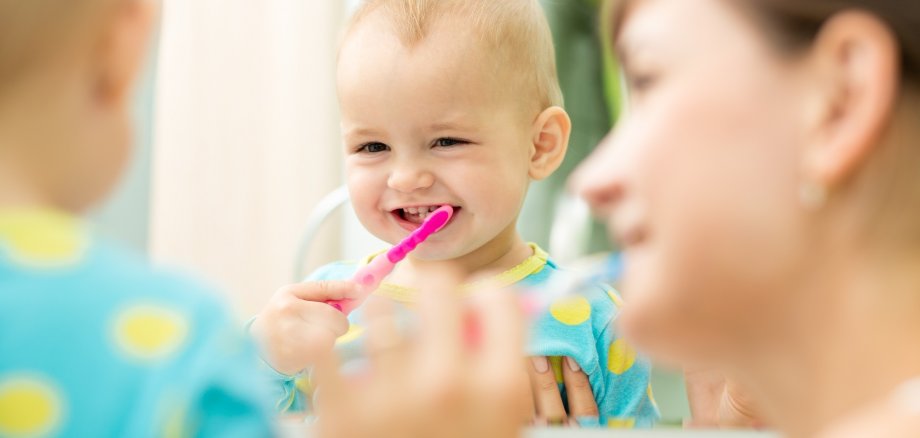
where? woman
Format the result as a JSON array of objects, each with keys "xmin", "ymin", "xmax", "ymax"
[
  {"xmin": 314, "ymin": 0, "xmax": 920, "ymax": 437},
  {"xmin": 573, "ymin": 0, "xmax": 920, "ymax": 436}
]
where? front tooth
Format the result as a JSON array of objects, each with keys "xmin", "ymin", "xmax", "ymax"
[{"xmin": 407, "ymin": 207, "xmax": 418, "ymax": 215}]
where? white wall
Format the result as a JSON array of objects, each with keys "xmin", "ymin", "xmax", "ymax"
[{"xmin": 151, "ymin": 0, "xmax": 346, "ymax": 317}]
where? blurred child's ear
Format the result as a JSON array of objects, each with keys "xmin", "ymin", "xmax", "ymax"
[
  {"xmin": 93, "ymin": 0, "xmax": 156, "ymax": 107},
  {"xmin": 528, "ymin": 106, "xmax": 571, "ymax": 180}
]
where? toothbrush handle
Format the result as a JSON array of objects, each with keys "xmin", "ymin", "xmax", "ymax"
[{"xmin": 326, "ymin": 255, "xmax": 395, "ymax": 315}]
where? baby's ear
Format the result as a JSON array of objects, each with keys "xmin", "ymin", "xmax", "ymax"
[
  {"xmin": 93, "ymin": 0, "xmax": 157, "ymax": 108},
  {"xmin": 528, "ymin": 106, "xmax": 571, "ymax": 180}
]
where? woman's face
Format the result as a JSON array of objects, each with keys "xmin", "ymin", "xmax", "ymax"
[{"xmin": 573, "ymin": 0, "xmax": 817, "ymax": 364}]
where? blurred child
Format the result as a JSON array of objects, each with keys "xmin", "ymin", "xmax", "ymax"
[
  {"xmin": 253, "ymin": 0, "xmax": 659, "ymax": 427},
  {"xmin": 0, "ymin": 0, "xmax": 273, "ymax": 435}
]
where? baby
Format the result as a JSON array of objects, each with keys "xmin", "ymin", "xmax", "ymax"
[
  {"xmin": 0, "ymin": 0, "xmax": 273, "ymax": 436},
  {"xmin": 256, "ymin": 0, "xmax": 658, "ymax": 427}
]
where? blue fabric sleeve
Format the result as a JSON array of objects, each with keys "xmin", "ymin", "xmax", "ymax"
[
  {"xmin": 175, "ymin": 293, "xmax": 277, "ymax": 437},
  {"xmin": 595, "ymin": 309, "xmax": 660, "ymax": 428},
  {"xmin": 527, "ymin": 276, "xmax": 659, "ymax": 427}
]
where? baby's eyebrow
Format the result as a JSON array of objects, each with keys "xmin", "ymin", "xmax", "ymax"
[
  {"xmin": 344, "ymin": 126, "xmax": 385, "ymax": 138},
  {"xmin": 429, "ymin": 120, "xmax": 473, "ymax": 132}
]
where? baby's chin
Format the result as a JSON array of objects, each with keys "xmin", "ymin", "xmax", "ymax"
[
  {"xmin": 374, "ymin": 233, "xmax": 466, "ymax": 261},
  {"xmin": 405, "ymin": 242, "xmax": 468, "ymax": 261}
]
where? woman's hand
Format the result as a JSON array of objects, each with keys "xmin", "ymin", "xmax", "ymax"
[
  {"xmin": 527, "ymin": 356, "xmax": 599, "ymax": 426},
  {"xmin": 311, "ymin": 268, "xmax": 530, "ymax": 438},
  {"xmin": 250, "ymin": 281, "xmax": 357, "ymax": 375}
]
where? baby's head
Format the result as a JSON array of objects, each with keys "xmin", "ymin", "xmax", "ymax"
[
  {"xmin": 0, "ymin": 0, "xmax": 153, "ymax": 212},
  {"xmin": 338, "ymin": 0, "xmax": 571, "ymax": 262}
]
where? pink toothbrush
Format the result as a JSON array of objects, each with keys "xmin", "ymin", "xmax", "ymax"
[{"xmin": 327, "ymin": 205, "xmax": 454, "ymax": 315}]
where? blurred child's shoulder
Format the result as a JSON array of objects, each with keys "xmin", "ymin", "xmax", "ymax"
[
  {"xmin": 0, "ymin": 215, "xmax": 238, "ymax": 345},
  {"xmin": 89, "ymin": 240, "xmax": 222, "ymax": 306},
  {"xmin": 0, "ymin": 222, "xmax": 225, "ymax": 316}
]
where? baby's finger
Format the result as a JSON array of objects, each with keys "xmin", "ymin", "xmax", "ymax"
[
  {"xmin": 290, "ymin": 299, "xmax": 350, "ymax": 336},
  {"xmin": 285, "ymin": 280, "xmax": 361, "ymax": 302}
]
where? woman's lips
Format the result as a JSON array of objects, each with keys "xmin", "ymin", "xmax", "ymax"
[
  {"xmin": 618, "ymin": 226, "xmax": 649, "ymax": 249},
  {"xmin": 611, "ymin": 214, "xmax": 649, "ymax": 249}
]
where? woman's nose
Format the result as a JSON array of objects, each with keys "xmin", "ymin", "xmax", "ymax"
[
  {"xmin": 387, "ymin": 162, "xmax": 436, "ymax": 193},
  {"xmin": 570, "ymin": 133, "xmax": 625, "ymax": 216}
]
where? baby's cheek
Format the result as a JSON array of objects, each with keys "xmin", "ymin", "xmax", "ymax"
[{"xmin": 345, "ymin": 183, "xmax": 386, "ymax": 232}]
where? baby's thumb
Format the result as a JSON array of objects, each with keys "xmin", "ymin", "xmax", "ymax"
[{"xmin": 288, "ymin": 280, "xmax": 361, "ymax": 302}]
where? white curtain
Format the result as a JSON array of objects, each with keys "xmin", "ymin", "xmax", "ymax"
[{"xmin": 151, "ymin": 0, "xmax": 345, "ymax": 317}]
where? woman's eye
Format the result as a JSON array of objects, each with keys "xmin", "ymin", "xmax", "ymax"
[
  {"xmin": 434, "ymin": 138, "xmax": 467, "ymax": 148},
  {"xmin": 359, "ymin": 142, "xmax": 389, "ymax": 153}
]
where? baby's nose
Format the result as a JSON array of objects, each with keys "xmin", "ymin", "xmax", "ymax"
[{"xmin": 387, "ymin": 165, "xmax": 435, "ymax": 193}]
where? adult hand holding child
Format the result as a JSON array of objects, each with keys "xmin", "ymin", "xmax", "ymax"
[{"xmin": 527, "ymin": 356, "xmax": 599, "ymax": 426}]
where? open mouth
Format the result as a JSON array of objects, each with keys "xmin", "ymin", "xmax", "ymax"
[{"xmin": 391, "ymin": 205, "xmax": 461, "ymax": 228}]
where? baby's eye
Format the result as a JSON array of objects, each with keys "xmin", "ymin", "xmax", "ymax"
[
  {"xmin": 434, "ymin": 138, "xmax": 467, "ymax": 148},
  {"xmin": 358, "ymin": 142, "xmax": 390, "ymax": 153}
]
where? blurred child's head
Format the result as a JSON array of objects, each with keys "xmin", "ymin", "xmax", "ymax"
[
  {"xmin": 338, "ymin": 0, "xmax": 571, "ymax": 262},
  {"xmin": 0, "ymin": 0, "xmax": 154, "ymax": 213}
]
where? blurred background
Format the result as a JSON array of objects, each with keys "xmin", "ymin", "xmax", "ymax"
[{"xmin": 93, "ymin": 0, "xmax": 689, "ymax": 425}]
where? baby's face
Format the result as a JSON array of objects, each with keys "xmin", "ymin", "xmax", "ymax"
[{"xmin": 338, "ymin": 16, "xmax": 535, "ymax": 260}]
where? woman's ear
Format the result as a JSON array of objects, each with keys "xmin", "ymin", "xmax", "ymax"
[
  {"xmin": 93, "ymin": 0, "xmax": 156, "ymax": 107},
  {"xmin": 529, "ymin": 106, "xmax": 572, "ymax": 180},
  {"xmin": 801, "ymin": 11, "xmax": 900, "ymax": 188}
]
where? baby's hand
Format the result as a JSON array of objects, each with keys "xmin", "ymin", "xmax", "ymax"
[{"xmin": 251, "ymin": 281, "xmax": 357, "ymax": 375}]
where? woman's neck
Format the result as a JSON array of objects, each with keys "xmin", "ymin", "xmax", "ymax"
[
  {"xmin": 736, "ymin": 251, "xmax": 920, "ymax": 437},
  {"xmin": 389, "ymin": 223, "xmax": 533, "ymax": 287}
]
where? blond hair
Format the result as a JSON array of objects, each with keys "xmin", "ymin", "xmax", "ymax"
[
  {"xmin": 0, "ymin": 0, "xmax": 112, "ymax": 96},
  {"xmin": 347, "ymin": 0, "xmax": 564, "ymax": 110}
]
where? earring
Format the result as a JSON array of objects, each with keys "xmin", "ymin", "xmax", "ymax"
[{"xmin": 799, "ymin": 181, "xmax": 828, "ymax": 209}]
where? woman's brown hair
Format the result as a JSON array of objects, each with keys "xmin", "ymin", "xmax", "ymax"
[
  {"xmin": 608, "ymin": 0, "xmax": 920, "ymax": 85},
  {"xmin": 741, "ymin": 1, "xmax": 920, "ymax": 84}
]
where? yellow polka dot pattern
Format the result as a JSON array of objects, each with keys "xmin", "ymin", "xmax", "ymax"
[
  {"xmin": 0, "ymin": 375, "xmax": 63, "ymax": 436},
  {"xmin": 607, "ymin": 417, "xmax": 636, "ymax": 429},
  {"xmin": 336, "ymin": 324, "xmax": 365, "ymax": 345},
  {"xmin": 161, "ymin": 402, "xmax": 188, "ymax": 438},
  {"xmin": 114, "ymin": 305, "xmax": 189, "ymax": 362},
  {"xmin": 0, "ymin": 209, "xmax": 87, "ymax": 268},
  {"xmin": 549, "ymin": 296, "xmax": 591, "ymax": 326},
  {"xmin": 607, "ymin": 339, "xmax": 637, "ymax": 375},
  {"xmin": 549, "ymin": 356, "xmax": 564, "ymax": 384},
  {"xmin": 294, "ymin": 376, "xmax": 313, "ymax": 397}
]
